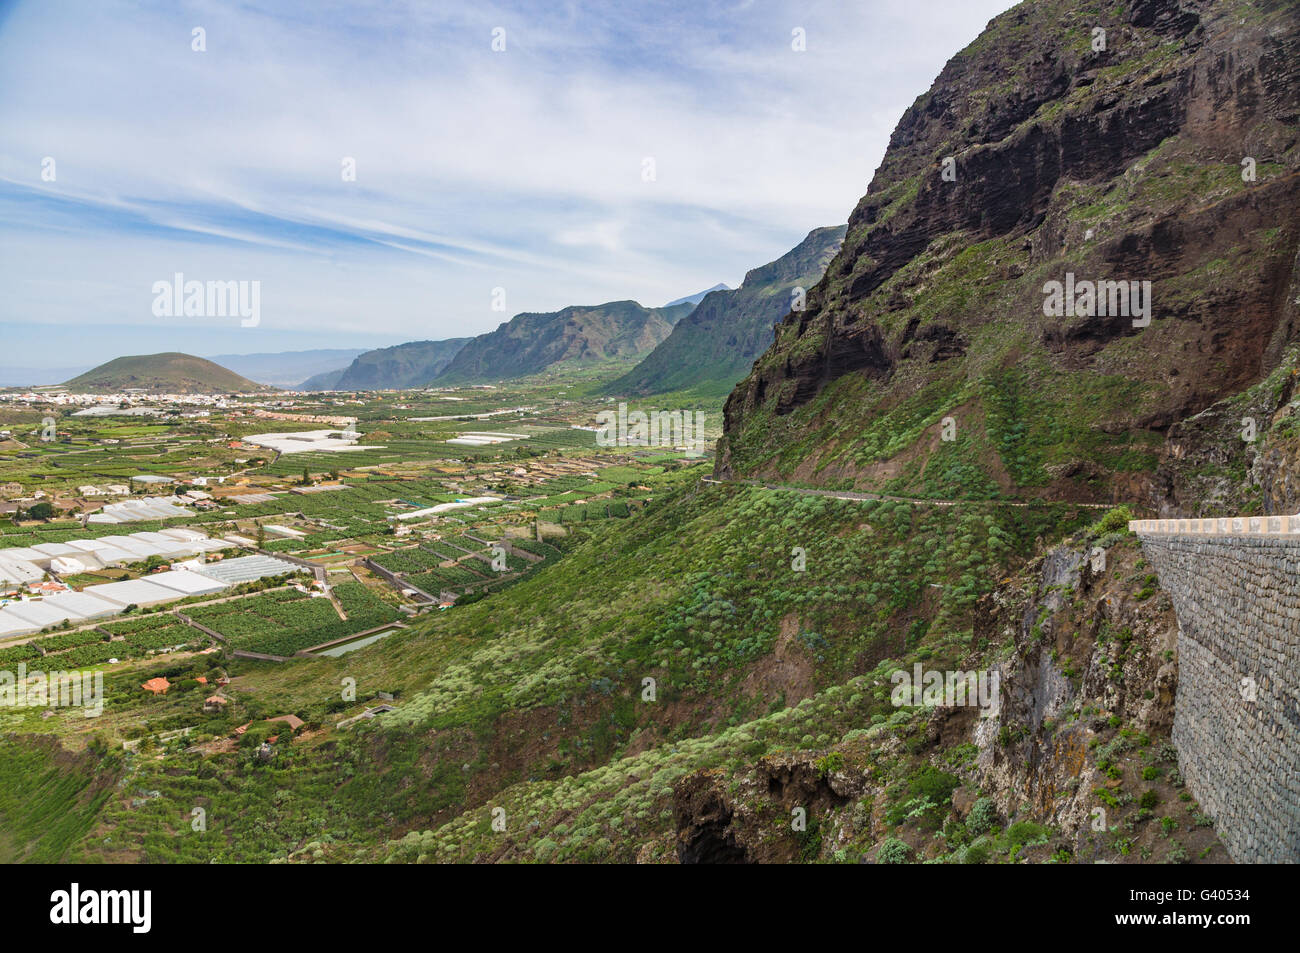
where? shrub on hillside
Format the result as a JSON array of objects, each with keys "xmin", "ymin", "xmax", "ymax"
[
  {"xmin": 1089, "ymin": 505, "xmax": 1134, "ymax": 538},
  {"xmin": 876, "ymin": 838, "xmax": 911, "ymax": 864},
  {"xmin": 966, "ymin": 797, "xmax": 999, "ymax": 836}
]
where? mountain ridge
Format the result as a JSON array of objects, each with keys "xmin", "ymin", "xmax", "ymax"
[
  {"xmin": 664, "ymin": 283, "xmax": 730, "ymax": 308},
  {"xmin": 300, "ymin": 338, "xmax": 472, "ymax": 391},
  {"xmin": 433, "ymin": 299, "xmax": 694, "ymax": 384},
  {"xmin": 607, "ymin": 226, "xmax": 847, "ymax": 398}
]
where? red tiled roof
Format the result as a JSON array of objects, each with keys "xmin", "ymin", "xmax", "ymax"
[
  {"xmin": 266, "ymin": 714, "xmax": 304, "ymax": 730},
  {"xmin": 141, "ymin": 677, "xmax": 171, "ymax": 694}
]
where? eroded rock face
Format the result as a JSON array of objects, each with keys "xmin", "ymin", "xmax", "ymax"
[
  {"xmin": 973, "ymin": 536, "xmax": 1180, "ymax": 852},
  {"xmin": 1150, "ymin": 346, "xmax": 1300, "ymax": 516},
  {"xmin": 718, "ymin": 0, "xmax": 1300, "ymax": 496},
  {"xmin": 1249, "ymin": 435, "xmax": 1300, "ymax": 515},
  {"xmin": 673, "ymin": 755, "xmax": 862, "ymax": 863},
  {"xmin": 673, "ymin": 771, "xmax": 749, "ymax": 864}
]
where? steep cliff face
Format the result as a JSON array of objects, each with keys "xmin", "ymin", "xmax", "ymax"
[
  {"xmin": 968, "ymin": 534, "xmax": 1193, "ymax": 859},
  {"xmin": 719, "ymin": 0, "xmax": 1300, "ymax": 506},
  {"xmin": 607, "ymin": 226, "xmax": 847, "ymax": 398}
]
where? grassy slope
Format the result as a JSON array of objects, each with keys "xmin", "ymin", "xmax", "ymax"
[
  {"xmin": 378, "ymin": 513, "xmax": 1227, "ymax": 865},
  {"xmin": 0, "ymin": 738, "xmax": 118, "ymax": 862},
  {"xmin": 0, "ymin": 468, "xmax": 1097, "ymax": 861}
]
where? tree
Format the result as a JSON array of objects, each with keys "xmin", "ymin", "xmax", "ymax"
[{"xmin": 26, "ymin": 501, "xmax": 54, "ymax": 520}]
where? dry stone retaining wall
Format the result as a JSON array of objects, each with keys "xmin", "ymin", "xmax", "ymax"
[{"xmin": 1131, "ymin": 519, "xmax": 1300, "ymax": 863}]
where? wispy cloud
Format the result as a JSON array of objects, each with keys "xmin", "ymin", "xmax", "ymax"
[{"xmin": 0, "ymin": 0, "xmax": 1017, "ymax": 362}]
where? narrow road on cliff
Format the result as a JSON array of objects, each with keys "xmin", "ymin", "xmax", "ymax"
[{"xmin": 700, "ymin": 476, "xmax": 1125, "ymax": 509}]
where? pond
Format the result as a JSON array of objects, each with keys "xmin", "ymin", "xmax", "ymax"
[{"xmin": 316, "ymin": 626, "xmax": 402, "ymax": 657}]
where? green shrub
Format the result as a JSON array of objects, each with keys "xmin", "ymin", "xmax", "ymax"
[
  {"xmin": 966, "ymin": 797, "xmax": 999, "ymax": 836},
  {"xmin": 877, "ymin": 838, "xmax": 911, "ymax": 864},
  {"xmin": 815, "ymin": 752, "xmax": 844, "ymax": 776},
  {"xmin": 911, "ymin": 767, "xmax": 960, "ymax": 805},
  {"xmin": 1089, "ymin": 505, "xmax": 1134, "ymax": 538},
  {"xmin": 942, "ymin": 818, "xmax": 970, "ymax": 848}
]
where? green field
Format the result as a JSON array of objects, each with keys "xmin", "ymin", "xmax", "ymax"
[{"xmin": 186, "ymin": 583, "xmax": 401, "ymax": 656}]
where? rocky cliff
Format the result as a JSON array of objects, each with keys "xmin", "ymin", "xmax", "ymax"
[
  {"xmin": 667, "ymin": 529, "xmax": 1228, "ymax": 864},
  {"xmin": 718, "ymin": 0, "xmax": 1300, "ymax": 510}
]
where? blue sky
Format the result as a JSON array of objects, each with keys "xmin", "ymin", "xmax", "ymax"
[{"xmin": 0, "ymin": 0, "xmax": 1017, "ymax": 368}]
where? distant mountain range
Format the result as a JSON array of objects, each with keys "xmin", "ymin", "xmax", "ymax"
[
  {"xmin": 299, "ymin": 338, "xmax": 472, "ymax": 390},
  {"xmin": 664, "ymin": 283, "xmax": 730, "ymax": 308},
  {"xmin": 0, "ymin": 348, "xmax": 373, "ymax": 390},
  {"xmin": 285, "ymin": 267, "xmax": 844, "ymax": 393},
  {"xmin": 30, "ymin": 255, "xmax": 844, "ymax": 395},
  {"xmin": 607, "ymin": 226, "xmax": 846, "ymax": 397},
  {"xmin": 63, "ymin": 352, "xmax": 272, "ymax": 394},
  {"xmin": 434, "ymin": 300, "xmax": 694, "ymax": 385},
  {"xmin": 206, "ymin": 348, "xmax": 370, "ymax": 388}
]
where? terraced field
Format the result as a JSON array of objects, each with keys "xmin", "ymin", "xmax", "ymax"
[{"xmin": 186, "ymin": 583, "xmax": 401, "ymax": 656}]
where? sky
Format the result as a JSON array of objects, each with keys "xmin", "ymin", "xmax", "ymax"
[{"xmin": 0, "ymin": 0, "xmax": 1019, "ymax": 369}]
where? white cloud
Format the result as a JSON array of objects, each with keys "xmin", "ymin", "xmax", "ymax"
[{"xmin": 0, "ymin": 0, "xmax": 1018, "ymax": 359}]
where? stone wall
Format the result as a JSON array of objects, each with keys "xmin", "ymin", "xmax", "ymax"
[{"xmin": 1134, "ymin": 531, "xmax": 1300, "ymax": 863}]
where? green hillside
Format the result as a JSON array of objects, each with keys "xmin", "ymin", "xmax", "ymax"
[
  {"xmin": 300, "ymin": 338, "xmax": 471, "ymax": 391},
  {"xmin": 1, "ymin": 0, "xmax": 1292, "ymax": 868},
  {"xmin": 607, "ymin": 226, "xmax": 847, "ymax": 399},
  {"xmin": 64, "ymin": 352, "xmax": 272, "ymax": 394}
]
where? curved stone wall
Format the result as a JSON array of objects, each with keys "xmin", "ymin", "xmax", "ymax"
[{"xmin": 1131, "ymin": 518, "xmax": 1300, "ymax": 864}]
